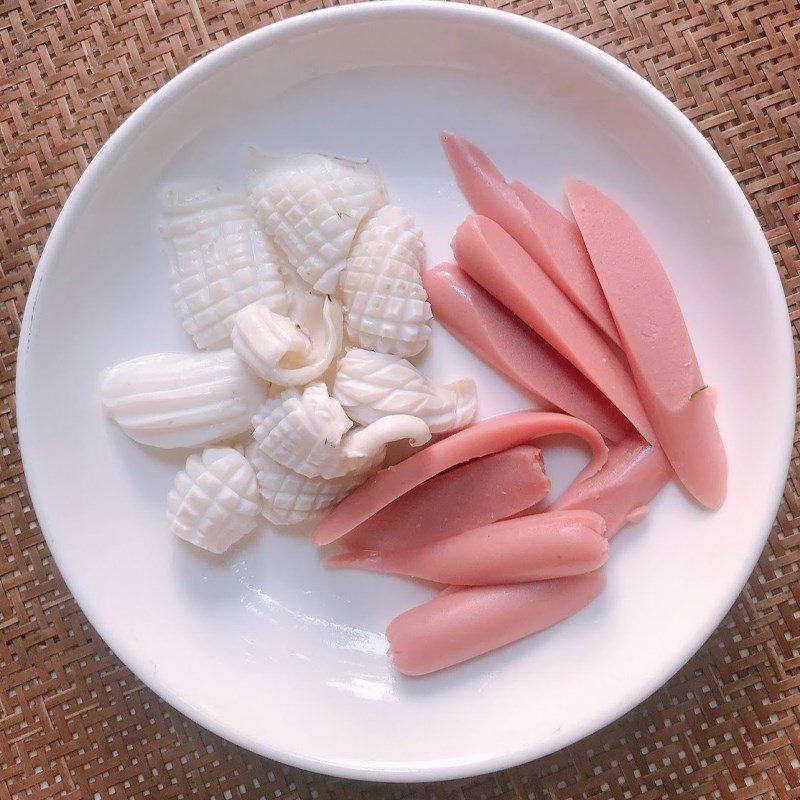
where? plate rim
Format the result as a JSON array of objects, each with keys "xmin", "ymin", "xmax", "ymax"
[{"xmin": 16, "ymin": 0, "xmax": 797, "ymax": 782}]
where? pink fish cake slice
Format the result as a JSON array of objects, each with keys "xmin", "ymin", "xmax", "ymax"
[
  {"xmin": 566, "ymin": 180, "xmax": 726, "ymax": 509},
  {"xmin": 387, "ymin": 570, "xmax": 606, "ymax": 676},
  {"xmin": 340, "ymin": 445, "xmax": 550, "ymax": 552},
  {"xmin": 331, "ymin": 510, "xmax": 608, "ymax": 585},
  {"xmin": 550, "ymin": 433, "xmax": 672, "ymax": 537}
]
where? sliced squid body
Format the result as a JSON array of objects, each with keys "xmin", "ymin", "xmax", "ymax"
[
  {"xmin": 551, "ymin": 433, "xmax": 672, "ymax": 538},
  {"xmin": 441, "ymin": 133, "xmax": 619, "ymax": 345},
  {"xmin": 232, "ymin": 294, "xmax": 343, "ymax": 385},
  {"xmin": 99, "ymin": 350, "xmax": 266, "ymax": 448},
  {"xmin": 566, "ymin": 180, "xmax": 727, "ymax": 509},
  {"xmin": 340, "ymin": 204, "xmax": 432, "ymax": 357},
  {"xmin": 252, "ymin": 383, "xmax": 431, "ymax": 480},
  {"xmin": 423, "ymin": 263, "xmax": 629, "ymax": 442},
  {"xmin": 161, "ymin": 185, "xmax": 289, "ymax": 349},
  {"xmin": 332, "ymin": 510, "xmax": 608, "ymax": 585},
  {"xmin": 313, "ymin": 411, "xmax": 608, "ymax": 546},
  {"xmin": 343, "ymin": 445, "xmax": 550, "ymax": 551},
  {"xmin": 453, "ymin": 215, "xmax": 656, "ymax": 444},
  {"xmin": 248, "ymin": 446, "xmax": 367, "ymax": 526},
  {"xmin": 247, "ymin": 153, "xmax": 387, "ymax": 293},
  {"xmin": 167, "ymin": 447, "xmax": 260, "ymax": 554},
  {"xmin": 387, "ymin": 571, "xmax": 605, "ymax": 676},
  {"xmin": 333, "ymin": 348, "xmax": 477, "ymax": 434}
]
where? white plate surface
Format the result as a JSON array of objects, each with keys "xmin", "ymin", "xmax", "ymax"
[{"xmin": 17, "ymin": 1, "xmax": 795, "ymax": 782}]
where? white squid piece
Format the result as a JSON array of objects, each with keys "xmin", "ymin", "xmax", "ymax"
[
  {"xmin": 248, "ymin": 446, "xmax": 367, "ymax": 526},
  {"xmin": 99, "ymin": 350, "xmax": 266, "ymax": 448},
  {"xmin": 252, "ymin": 383, "xmax": 431, "ymax": 479},
  {"xmin": 340, "ymin": 204, "xmax": 432, "ymax": 357},
  {"xmin": 167, "ymin": 447, "xmax": 260, "ymax": 554},
  {"xmin": 247, "ymin": 153, "xmax": 388, "ymax": 293},
  {"xmin": 161, "ymin": 185, "xmax": 289, "ymax": 349},
  {"xmin": 333, "ymin": 348, "xmax": 477, "ymax": 434},
  {"xmin": 232, "ymin": 293, "xmax": 343, "ymax": 386}
]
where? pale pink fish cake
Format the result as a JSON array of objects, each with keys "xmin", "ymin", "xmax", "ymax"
[
  {"xmin": 338, "ymin": 445, "xmax": 550, "ymax": 552},
  {"xmin": 550, "ymin": 433, "xmax": 672, "ymax": 538},
  {"xmin": 387, "ymin": 571, "xmax": 605, "ymax": 676},
  {"xmin": 331, "ymin": 510, "xmax": 608, "ymax": 585},
  {"xmin": 566, "ymin": 180, "xmax": 726, "ymax": 509}
]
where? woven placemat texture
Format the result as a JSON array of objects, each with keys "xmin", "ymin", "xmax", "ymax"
[{"xmin": 2, "ymin": 0, "xmax": 800, "ymax": 797}]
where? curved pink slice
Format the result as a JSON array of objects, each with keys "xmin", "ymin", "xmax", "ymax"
[
  {"xmin": 441, "ymin": 132, "xmax": 620, "ymax": 344},
  {"xmin": 341, "ymin": 445, "xmax": 550, "ymax": 552},
  {"xmin": 312, "ymin": 412, "xmax": 608, "ymax": 546},
  {"xmin": 453, "ymin": 215, "xmax": 656, "ymax": 444},
  {"xmin": 387, "ymin": 571, "xmax": 605, "ymax": 676},
  {"xmin": 566, "ymin": 180, "xmax": 727, "ymax": 509},
  {"xmin": 330, "ymin": 510, "xmax": 608, "ymax": 585},
  {"xmin": 550, "ymin": 433, "xmax": 672, "ymax": 537},
  {"xmin": 424, "ymin": 263, "xmax": 630, "ymax": 442}
]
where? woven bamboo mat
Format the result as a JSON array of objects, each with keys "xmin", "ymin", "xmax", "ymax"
[{"xmin": 2, "ymin": 0, "xmax": 800, "ymax": 797}]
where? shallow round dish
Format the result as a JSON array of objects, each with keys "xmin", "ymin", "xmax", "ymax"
[{"xmin": 17, "ymin": 1, "xmax": 795, "ymax": 782}]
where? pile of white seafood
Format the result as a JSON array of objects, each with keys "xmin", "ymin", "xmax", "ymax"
[{"xmin": 99, "ymin": 153, "xmax": 477, "ymax": 554}]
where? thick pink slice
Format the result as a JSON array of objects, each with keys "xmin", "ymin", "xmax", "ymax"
[
  {"xmin": 453, "ymin": 216, "xmax": 656, "ymax": 444},
  {"xmin": 387, "ymin": 571, "xmax": 605, "ymax": 676},
  {"xmin": 330, "ymin": 510, "xmax": 608, "ymax": 585},
  {"xmin": 424, "ymin": 263, "xmax": 630, "ymax": 442},
  {"xmin": 441, "ymin": 132, "xmax": 620, "ymax": 344},
  {"xmin": 566, "ymin": 180, "xmax": 727, "ymax": 509},
  {"xmin": 341, "ymin": 445, "xmax": 550, "ymax": 552},
  {"xmin": 551, "ymin": 433, "xmax": 672, "ymax": 537},
  {"xmin": 312, "ymin": 412, "xmax": 608, "ymax": 546}
]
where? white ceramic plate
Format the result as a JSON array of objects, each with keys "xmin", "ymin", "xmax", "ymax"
[{"xmin": 17, "ymin": 1, "xmax": 795, "ymax": 782}]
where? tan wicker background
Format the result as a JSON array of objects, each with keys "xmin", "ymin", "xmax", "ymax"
[{"xmin": 2, "ymin": 0, "xmax": 799, "ymax": 796}]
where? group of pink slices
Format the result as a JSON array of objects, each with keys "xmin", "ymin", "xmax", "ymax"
[{"xmin": 319, "ymin": 133, "xmax": 727, "ymax": 676}]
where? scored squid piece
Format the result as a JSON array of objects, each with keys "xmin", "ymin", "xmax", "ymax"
[
  {"xmin": 441, "ymin": 133, "xmax": 619, "ymax": 345},
  {"xmin": 387, "ymin": 571, "xmax": 605, "ymax": 676},
  {"xmin": 566, "ymin": 180, "xmax": 727, "ymax": 509},
  {"xmin": 333, "ymin": 348, "xmax": 476, "ymax": 435},
  {"xmin": 340, "ymin": 205, "xmax": 432, "ymax": 358},
  {"xmin": 168, "ymin": 447, "xmax": 260, "ymax": 554},
  {"xmin": 252, "ymin": 383, "xmax": 430, "ymax": 480},
  {"xmin": 247, "ymin": 152, "xmax": 387, "ymax": 293},
  {"xmin": 340, "ymin": 445, "xmax": 550, "ymax": 552},
  {"xmin": 161, "ymin": 185, "xmax": 289, "ymax": 350},
  {"xmin": 330, "ymin": 510, "xmax": 608, "ymax": 585},
  {"xmin": 423, "ymin": 263, "xmax": 630, "ymax": 442},
  {"xmin": 452, "ymin": 215, "xmax": 656, "ymax": 444},
  {"xmin": 312, "ymin": 411, "xmax": 608, "ymax": 546},
  {"xmin": 550, "ymin": 433, "xmax": 672, "ymax": 538}
]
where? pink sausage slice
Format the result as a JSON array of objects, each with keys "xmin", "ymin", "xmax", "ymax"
[
  {"xmin": 441, "ymin": 133, "xmax": 620, "ymax": 344},
  {"xmin": 341, "ymin": 445, "xmax": 550, "ymax": 552},
  {"xmin": 387, "ymin": 571, "xmax": 605, "ymax": 676},
  {"xmin": 453, "ymin": 216, "xmax": 657, "ymax": 444},
  {"xmin": 330, "ymin": 510, "xmax": 608, "ymax": 585},
  {"xmin": 550, "ymin": 433, "xmax": 672, "ymax": 537},
  {"xmin": 424, "ymin": 263, "xmax": 630, "ymax": 442},
  {"xmin": 566, "ymin": 180, "xmax": 727, "ymax": 509},
  {"xmin": 312, "ymin": 412, "xmax": 608, "ymax": 546}
]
